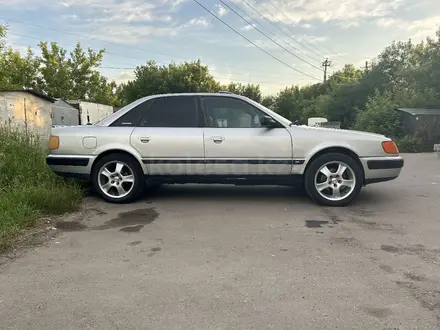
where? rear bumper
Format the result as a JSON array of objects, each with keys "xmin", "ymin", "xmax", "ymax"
[
  {"xmin": 360, "ymin": 156, "xmax": 404, "ymax": 185},
  {"xmin": 46, "ymin": 154, "xmax": 95, "ymax": 180},
  {"xmin": 366, "ymin": 158, "xmax": 404, "ymax": 170}
]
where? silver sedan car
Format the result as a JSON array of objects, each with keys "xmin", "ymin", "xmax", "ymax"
[{"xmin": 46, "ymin": 92, "xmax": 404, "ymax": 206}]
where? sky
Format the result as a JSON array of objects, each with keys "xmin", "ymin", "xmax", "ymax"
[{"xmin": 1, "ymin": 0, "xmax": 439, "ymax": 95}]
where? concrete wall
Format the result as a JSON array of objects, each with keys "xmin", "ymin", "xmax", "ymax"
[
  {"xmin": 68, "ymin": 100, "xmax": 114, "ymax": 125},
  {"xmin": 52, "ymin": 100, "xmax": 79, "ymax": 126},
  {"xmin": 0, "ymin": 91, "xmax": 53, "ymax": 138}
]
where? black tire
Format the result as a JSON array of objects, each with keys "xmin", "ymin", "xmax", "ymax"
[
  {"xmin": 91, "ymin": 153, "xmax": 144, "ymax": 204},
  {"xmin": 304, "ymin": 152, "xmax": 363, "ymax": 207}
]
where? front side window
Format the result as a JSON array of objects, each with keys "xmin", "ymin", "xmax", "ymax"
[
  {"xmin": 202, "ymin": 96, "xmax": 267, "ymax": 128},
  {"xmin": 139, "ymin": 96, "xmax": 198, "ymax": 128}
]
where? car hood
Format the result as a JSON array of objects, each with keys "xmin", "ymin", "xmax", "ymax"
[{"xmin": 289, "ymin": 125, "xmax": 389, "ymax": 141}]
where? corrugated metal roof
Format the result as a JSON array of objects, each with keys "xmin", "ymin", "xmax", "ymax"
[{"xmin": 396, "ymin": 108, "xmax": 440, "ymax": 116}]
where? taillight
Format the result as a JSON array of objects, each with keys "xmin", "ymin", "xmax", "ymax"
[{"xmin": 382, "ymin": 141, "xmax": 399, "ymax": 154}]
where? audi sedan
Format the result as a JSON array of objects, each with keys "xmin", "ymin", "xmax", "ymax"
[{"xmin": 46, "ymin": 92, "xmax": 404, "ymax": 206}]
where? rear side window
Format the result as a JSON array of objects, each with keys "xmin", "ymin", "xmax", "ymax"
[
  {"xmin": 139, "ymin": 96, "xmax": 198, "ymax": 127},
  {"xmin": 110, "ymin": 100, "xmax": 152, "ymax": 127}
]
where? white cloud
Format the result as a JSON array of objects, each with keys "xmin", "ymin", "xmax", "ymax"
[
  {"xmin": 110, "ymin": 71, "xmax": 136, "ymax": 84},
  {"xmin": 375, "ymin": 17, "xmax": 399, "ymax": 28},
  {"xmin": 242, "ymin": 23, "xmax": 257, "ymax": 31},
  {"xmin": 336, "ymin": 21, "xmax": 360, "ymax": 29},
  {"xmin": 187, "ymin": 17, "xmax": 209, "ymax": 27},
  {"xmin": 58, "ymin": 1, "xmax": 70, "ymax": 7},
  {"xmin": 230, "ymin": 0, "xmax": 404, "ymax": 24},
  {"xmin": 406, "ymin": 16, "xmax": 440, "ymax": 39},
  {"xmin": 301, "ymin": 23, "xmax": 314, "ymax": 29},
  {"xmin": 374, "ymin": 15, "xmax": 440, "ymax": 40},
  {"xmin": 215, "ymin": 4, "xmax": 228, "ymax": 17}
]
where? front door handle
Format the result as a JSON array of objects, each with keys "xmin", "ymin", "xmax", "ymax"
[
  {"xmin": 212, "ymin": 136, "xmax": 225, "ymax": 144},
  {"xmin": 140, "ymin": 137, "xmax": 151, "ymax": 143}
]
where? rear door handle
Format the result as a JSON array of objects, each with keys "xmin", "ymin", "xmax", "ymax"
[
  {"xmin": 212, "ymin": 136, "xmax": 225, "ymax": 143},
  {"xmin": 140, "ymin": 137, "xmax": 151, "ymax": 143}
]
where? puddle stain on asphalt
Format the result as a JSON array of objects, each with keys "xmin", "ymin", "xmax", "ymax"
[
  {"xmin": 147, "ymin": 247, "xmax": 162, "ymax": 257},
  {"xmin": 55, "ymin": 221, "xmax": 88, "ymax": 232},
  {"xmin": 120, "ymin": 225, "xmax": 144, "ymax": 233},
  {"xmin": 93, "ymin": 208, "xmax": 159, "ymax": 230},
  {"xmin": 305, "ymin": 220, "xmax": 329, "ymax": 228},
  {"xmin": 381, "ymin": 245, "xmax": 400, "ymax": 253},
  {"xmin": 379, "ymin": 264, "xmax": 395, "ymax": 273},
  {"xmin": 361, "ymin": 306, "xmax": 392, "ymax": 319},
  {"xmin": 127, "ymin": 241, "xmax": 143, "ymax": 246},
  {"xmin": 55, "ymin": 207, "xmax": 159, "ymax": 233}
]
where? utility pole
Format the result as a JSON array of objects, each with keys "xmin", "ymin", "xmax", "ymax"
[
  {"xmin": 322, "ymin": 58, "xmax": 332, "ymax": 82},
  {"xmin": 365, "ymin": 61, "xmax": 369, "ymax": 73}
]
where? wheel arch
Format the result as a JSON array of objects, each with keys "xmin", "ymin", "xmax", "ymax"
[
  {"xmin": 304, "ymin": 146, "xmax": 365, "ymax": 184},
  {"xmin": 91, "ymin": 149, "xmax": 145, "ymax": 175}
]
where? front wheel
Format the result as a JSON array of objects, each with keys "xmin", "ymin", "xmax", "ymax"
[
  {"xmin": 91, "ymin": 153, "xmax": 144, "ymax": 204},
  {"xmin": 304, "ymin": 153, "xmax": 363, "ymax": 207}
]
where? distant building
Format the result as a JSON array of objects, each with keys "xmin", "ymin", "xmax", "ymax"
[
  {"xmin": 0, "ymin": 90, "xmax": 55, "ymax": 137},
  {"xmin": 0, "ymin": 90, "xmax": 81, "ymax": 138},
  {"xmin": 395, "ymin": 108, "xmax": 440, "ymax": 149},
  {"xmin": 52, "ymin": 99, "xmax": 79, "ymax": 126},
  {"xmin": 66, "ymin": 100, "xmax": 114, "ymax": 125}
]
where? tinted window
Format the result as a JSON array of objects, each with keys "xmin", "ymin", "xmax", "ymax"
[
  {"xmin": 202, "ymin": 96, "xmax": 266, "ymax": 128},
  {"xmin": 139, "ymin": 96, "xmax": 198, "ymax": 127},
  {"xmin": 110, "ymin": 100, "xmax": 152, "ymax": 127}
]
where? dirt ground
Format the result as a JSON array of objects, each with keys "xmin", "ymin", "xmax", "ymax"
[{"xmin": 1, "ymin": 153, "xmax": 439, "ymax": 330}]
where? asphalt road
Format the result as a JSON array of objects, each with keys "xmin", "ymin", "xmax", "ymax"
[{"xmin": 1, "ymin": 153, "xmax": 440, "ymax": 330}]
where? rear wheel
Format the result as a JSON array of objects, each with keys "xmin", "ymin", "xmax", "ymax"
[
  {"xmin": 304, "ymin": 152, "xmax": 363, "ymax": 206},
  {"xmin": 92, "ymin": 153, "xmax": 144, "ymax": 203}
]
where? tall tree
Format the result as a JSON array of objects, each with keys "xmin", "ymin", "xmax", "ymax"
[
  {"xmin": 119, "ymin": 60, "xmax": 221, "ymax": 104},
  {"xmin": 0, "ymin": 26, "xmax": 40, "ymax": 91},
  {"xmin": 37, "ymin": 41, "xmax": 118, "ymax": 105}
]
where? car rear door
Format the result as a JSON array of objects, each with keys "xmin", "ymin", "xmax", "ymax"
[
  {"xmin": 200, "ymin": 95, "xmax": 293, "ymax": 176},
  {"xmin": 130, "ymin": 95, "xmax": 205, "ymax": 175}
]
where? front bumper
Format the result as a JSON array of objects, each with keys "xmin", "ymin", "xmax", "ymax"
[
  {"xmin": 360, "ymin": 156, "xmax": 404, "ymax": 185},
  {"xmin": 46, "ymin": 154, "xmax": 95, "ymax": 180}
]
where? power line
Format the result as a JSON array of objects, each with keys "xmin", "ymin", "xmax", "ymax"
[
  {"xmin": 6, "ymin": 35, "xmax": 308, "ymax": 87},
  {"xmin": 7, "ymin": 32, "xmax": 311, "ymax": 82},
  {"xmin": 225, "ymin": 0, "xmax": 322, "ymax": 64},
  {"xmin": 191, "ymin": 0, "xmax": 320, "ymax": 81},
  {"xmin": 242, "ymin": 0, "xmax": 326, "ymax": 61},
  {"xmin": 219, "ymin": 0, "xmax": 323, "ymax": 72},
  {"xmin": 264, "ymin": 0, "xmax": 347, "ymax": 62},
  {"xmin": 1, "ymin": 21, "xmax": 311, "ymax": 78},
  {"xmin": 98, "ymin": 65, "xmax": 307, "ymax": 83}
]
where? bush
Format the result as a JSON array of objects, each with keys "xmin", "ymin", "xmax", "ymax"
[
  {"xmin": 395, "ymin": 135, "xmax": 423, "ymax": 153},
  {"xmin": 0, "ymin": 126, "xmax": 82, "ymax": 251}
]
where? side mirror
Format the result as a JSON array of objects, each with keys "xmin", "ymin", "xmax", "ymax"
[{"xmin": 260, "ymin": 115, "xmax": 278, "ymax": 128}]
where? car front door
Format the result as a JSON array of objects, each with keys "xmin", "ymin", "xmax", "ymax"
[
  {"xmin": 201, "ymin": 96, "xmax": 293, "ymax": 176},
  {"xmin": 130, "ymin": 95, "xmax": 205, "ymax": 175}
]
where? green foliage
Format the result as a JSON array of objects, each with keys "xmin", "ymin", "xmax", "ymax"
[
  {"xmin": 222, "ymin": 82, "xmax": 262, "ymax": 102},
  {"xmin": 0, "ymin": 27, "xmax": 119, "ymax": 105},
  {"xmin": 261, "ymin": 95, "xmax": 275, "ymax": 109},
  {"xmin": 395, "ymin": 135, "xmax": 423, "ymax": 153},
  {"xmin": 353, "ymin": 89, "xmax": 401, "ymax": 137},
  {"xmin": 0, "ymin": 127, "xmax": 82, "ymax": 251}
]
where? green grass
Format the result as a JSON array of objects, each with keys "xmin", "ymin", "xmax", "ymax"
[{"xmin": 0, "ymin": 126, "xmax": 83, "ymax": 251}]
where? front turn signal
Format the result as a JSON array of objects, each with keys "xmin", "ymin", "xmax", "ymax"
[
  {"xmin": 48, "ymin": 135, "xmax": 59, "ymax": 150},
  {"xmin": 382, "ymin": 141, "xmax": 399, "ymax": 154}
]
